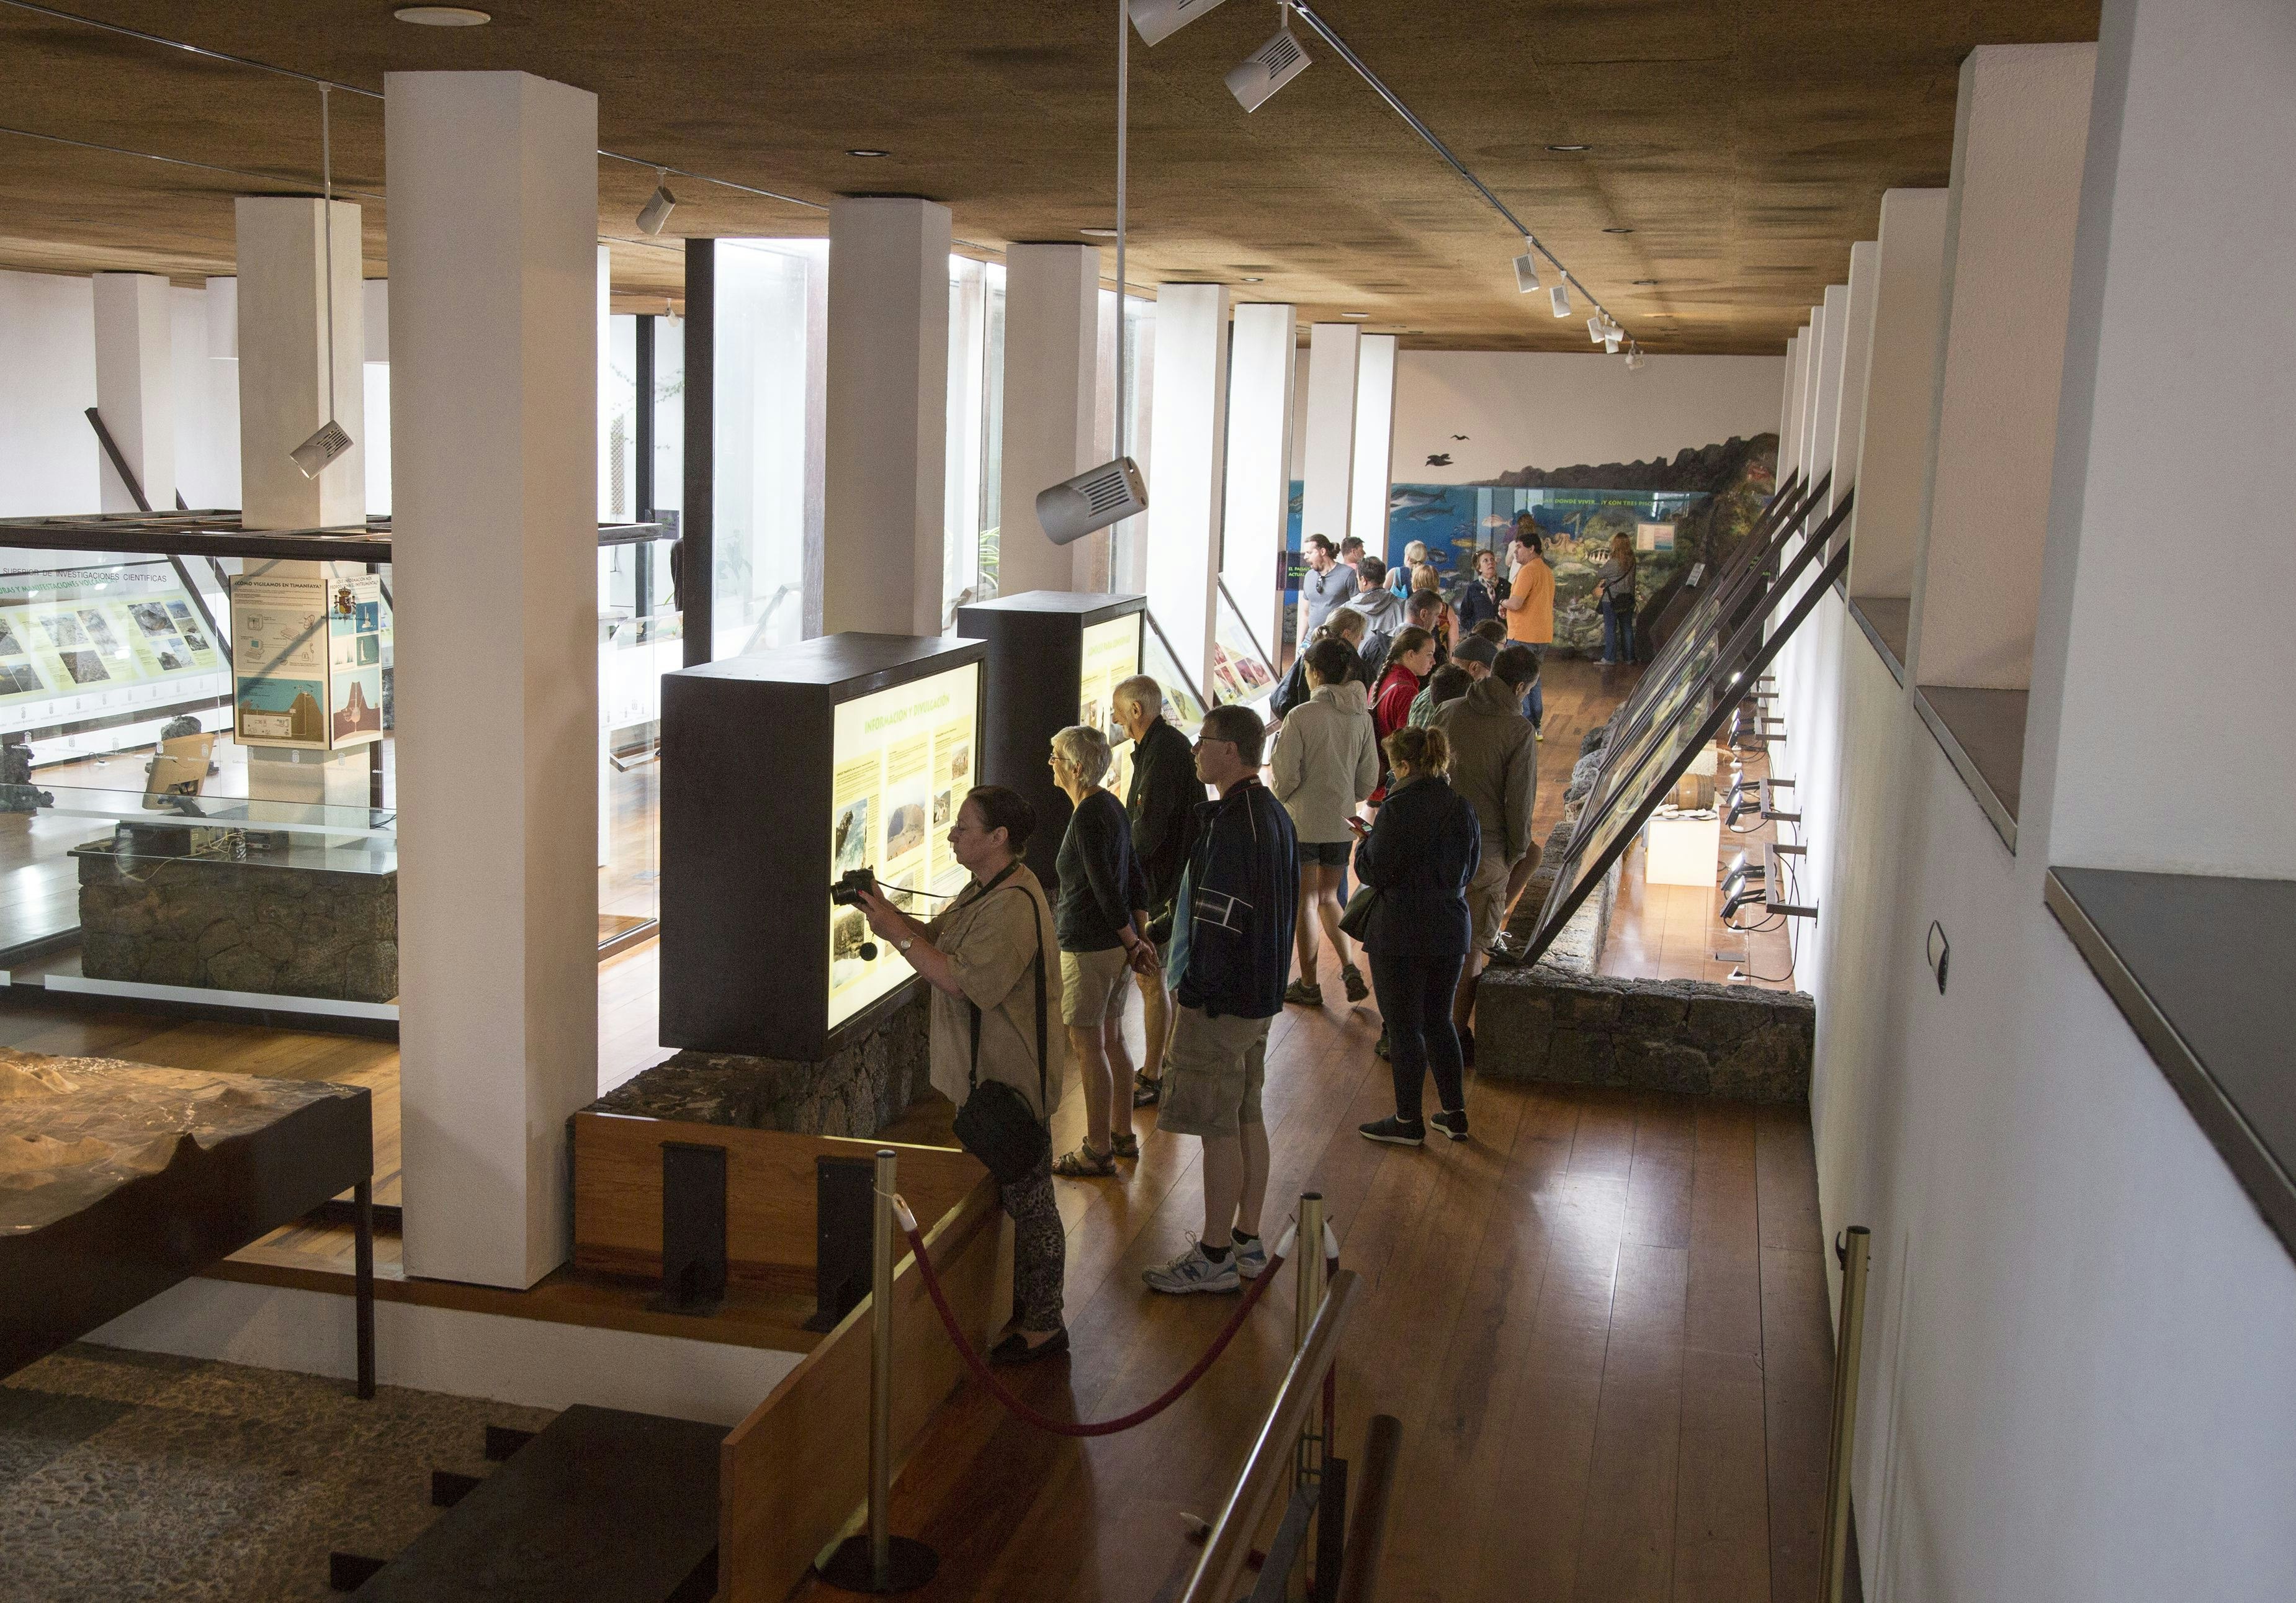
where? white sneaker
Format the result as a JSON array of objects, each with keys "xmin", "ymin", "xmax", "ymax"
[
  {"xmin": 1233, "ymin": 1235, "xmax": 1268, "ymax": 1280},
  {"xmin": 1143, "ymin": 1237, "xmax": 1242, "ymax": 1295}
]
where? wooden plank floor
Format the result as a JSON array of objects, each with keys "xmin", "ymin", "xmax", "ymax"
[{"xmin": 789, "ymin": 950, "xmax": 1836, "ymax": 1602}]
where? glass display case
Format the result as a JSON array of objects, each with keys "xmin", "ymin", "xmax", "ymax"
[{"xmin": 0, "ymin": 512, "xmax": 675, "ymax": 1020}]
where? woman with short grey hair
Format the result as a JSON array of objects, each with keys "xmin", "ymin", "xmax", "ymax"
[{"xmin": 1047, "ymin": 725, "xmax": 1157, "ymax": 1178}]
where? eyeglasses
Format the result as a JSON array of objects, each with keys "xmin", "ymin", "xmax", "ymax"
[{"xmin": 1192, "ymin": 735, "xmax": 1235, "ymax": 752}]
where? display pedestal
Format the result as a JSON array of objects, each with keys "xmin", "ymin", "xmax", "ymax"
[
  {"xmin": 954, "ymin": 591, "xmax": 1145, "ymax": 890},
  {"xmin": 74, "ymin": 834, "xmax": 397, "ymax": 1002},
  {"xmin": 591, "ymin": 989, "xmax": 931, "ymax": 1139}
]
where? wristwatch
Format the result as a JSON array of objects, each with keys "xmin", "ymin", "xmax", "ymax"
[{"xmin": 895, "ymin": 934, "xmax": 916, "ymax": 954}]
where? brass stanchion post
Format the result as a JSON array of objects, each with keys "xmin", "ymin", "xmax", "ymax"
[
  {"xmin": 815, "ymin": 1149, "xmax": 938, "ymax": 1593},
  {"xmin": 1818, "ymin": 1225, "xmax": 1871, "ymax": 1603}
]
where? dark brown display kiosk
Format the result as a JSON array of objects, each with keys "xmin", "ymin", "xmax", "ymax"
[
  {"xmin": 954, "ymin": 590, "xmax": 1146, "ymax": 891},
  {"xmin": 658, "ymin": 632, "xmax": 987, "ymax": 1069}
]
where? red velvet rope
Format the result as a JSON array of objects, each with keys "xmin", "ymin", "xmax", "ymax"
[{"xmin": 902, "ymin": 1221, "xmax": 1286, "ymax": 1438}]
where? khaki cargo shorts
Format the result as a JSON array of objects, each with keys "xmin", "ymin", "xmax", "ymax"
[
  {"xmin": 1155, "ymin": 1007, "xmax": 1271, "ymax": 1138},
  {"xmin": 1061, "ymin": 945, "xmax": 1132, "ymax": 1027},
  {"xmin": 1465, "ymin": 848, "xmax": 1513, "ymax": 953}
]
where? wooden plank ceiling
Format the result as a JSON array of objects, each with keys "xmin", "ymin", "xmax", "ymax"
[{"xmin": 0, "ymin": 0, "xmax": 2097, "ymax": 353}]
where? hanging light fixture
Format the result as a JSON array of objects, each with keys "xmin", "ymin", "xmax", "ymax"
[
  {"xmin": 1549, "ymin": 282, "xmax": 1572, "ymax": 319},
  {"xmin": 636, "ymin": 169, "xmax": 677, "ymax": 236},
  {"xmin": 1227, "ymin": 3, "xmax": 1311, "ymax": 112},
  {"xmin": 290, "ymin": 84, "xmax": 353, "ymax": 478},
  {"xmin": 1129, "ymin": 0, "xmax": 1233, "ymax": 45},
  {"xmin": 1512, "ymin": 239, "xmax": 1542, "ymax": 294}
]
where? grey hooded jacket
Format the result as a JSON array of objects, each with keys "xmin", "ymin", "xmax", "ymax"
[
  {"xmin": 1431, "ymin": 677, "xmax": 1538, "ymax": 863},
  {"xmin": 1270, "ymin": 679, "xmax": 1378, "ymax": 843}
]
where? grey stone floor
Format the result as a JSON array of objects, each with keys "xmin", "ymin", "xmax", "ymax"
[{"xmin": 0, "ymin": 1344, "xmax": 555, "ymax": 1602}]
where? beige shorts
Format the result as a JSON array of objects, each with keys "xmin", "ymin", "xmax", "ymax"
[
  {"xmin": 1466, "ymin": 848, "xmax": 1514, "ymax": 952},
  {"xmin": 1061, "ymin": 946, "xmax": 1132, "ymax": 1027},
  {"xmin": 1157, "ymin": 1007, "xmax": 1271, "ymax": 1138}
]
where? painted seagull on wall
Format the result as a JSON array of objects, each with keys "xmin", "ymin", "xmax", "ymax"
[{"xmin": 1425, "ymin": 453, "xmax": 1453, "ymax": 467}]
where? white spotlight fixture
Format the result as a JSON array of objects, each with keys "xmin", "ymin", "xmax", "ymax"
[
  {"xmin": 1129, "ymin": 0, "xmax": 1232, "ymax": 46},
  {"xmin": 637, "ymin": 170, "xmax": 677, "ymax": 236},
  {"xmin": 1625, "ymin": 345, "xmax": 1647, "ymax": 371},
  {"xmin": 1549, "ymin": 282, "xmax": 1572, "ymax": 318},
  {"xmin": 292, "ymin": 84, "xmax": 352, "ymax": 480},
  {"xmin": 1587, "ymin": 316, "xmax": 1607, "ymax": 346},
  {"xmin": 1512, "ymin": 240, "xmax": 1541, "ymax": 294},
  {"xmin": 1227, "ymin": 7, "xmax": 1311, "ymax": 113},
  {"xmin": 1603, "ymin": 329, "xmax": 1623, "ymax": 353}
]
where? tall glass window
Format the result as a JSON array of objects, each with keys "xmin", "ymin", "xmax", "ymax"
[
  {"xmin": 714, "ymin": 241, "xmax": 818, "ymax": 661},
  {"xmin": 943, "ymin": 257, "xmax": 1006, "ymax": 623},
  {"xmin": 1106, "ymin": 293, "xmax": 1154, "ymax": 594}
]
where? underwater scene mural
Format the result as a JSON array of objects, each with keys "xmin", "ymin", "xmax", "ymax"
[{"xmin": 1283, "ymin": 436, "xmax": 1779, "ymax": 660}]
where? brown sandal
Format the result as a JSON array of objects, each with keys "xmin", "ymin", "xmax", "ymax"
[
  {"xmin": 1053, "ymin": 1142, "xmax": 1116, "ymax": 1178},
  {"xmin": 1110, "ymin": 1132, "xmax": 1141, "ymax": 1160}
]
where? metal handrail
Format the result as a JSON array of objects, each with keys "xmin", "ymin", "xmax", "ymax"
[
  {"xmin": 1177, "ymin": 1268, "xmax": 1361, "ymax": 1603},
  {"xmin": 1332, "ymin": 1413, "xmax": 1402, "ymax": 1603}
]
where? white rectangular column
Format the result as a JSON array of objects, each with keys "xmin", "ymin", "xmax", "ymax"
[
  {"xmin": 235, "ymin": 198, "xmax": 364, "ymax": 529},
  {"xmin": 1348, "ymin": 333, "xmax": 1397, "ymax": 563},
  {"xmin": 996, "ymin": 243, "xmax": 1099, "ymax": 597},
  {"xmin": 91, "ymin": 272, "xmax": 175, "ymax": 512},
  {"xmin": 1299, "ymin": 323, "xmax": 1360, "ymax": 556},
  {"xmin": 1144, "ymin": 283, "xmax": 1229, "ymax": 692},
  {"xmin": 1798, "ymin": 302, "xmax": 1829, "ymax": 498},
  {"xmin": 387, "ymin": 69, "xmax": 600, "ymax": 1290},
  {"xmin": 1909, "ymin": 43, "xmax": 2096, "ymax": 689},
  {"xmin": 1219, "ymin": 302, "xmax": 1296, "ymax": 656},
  {"xmin": 1829, "ymin": 243, "xmax": 1881, "ymax": 510},
  {"xmin": 1845, "ymin": 190, "xmax": 1949, "ymax": 599},
  {"xmin": 1780, "ymin": 328, "xmax": 1808, "ymax": 480},
  {"xmin": 1807, "ymin": 284, "xmax": 1851, "ymax": 505},
  {"xmin": 1776, "ymin": 330, "xmax": 1798, "ymax": 473},
  {"xmin": 822, "ymin": 197, "xmax": 952, "ymax": 635}
]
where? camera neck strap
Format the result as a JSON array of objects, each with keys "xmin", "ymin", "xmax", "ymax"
[{"xmin": 962, "ymin": 864, "xmax": 1049, "ymax": 1126}]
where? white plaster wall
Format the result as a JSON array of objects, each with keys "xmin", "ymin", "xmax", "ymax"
[
  {"xmin": 0, "ymin": 269, "xmax": 97, "ymax": 515},
  {"xmin": 2032, "ymin": 0, "xmax": 2296, "ymax": 879},
  {"xmin": 1389, "ymin": 351, "xmax": 1785, "ymax": 483},
  {"xmin": 1845, "ymin": 192, "xmax": 1950, "ymax": 601}
]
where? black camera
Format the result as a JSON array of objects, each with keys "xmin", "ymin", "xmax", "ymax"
[{"xmin": 831, "ymin": 866, "xmax": 878, "ymax": 907}]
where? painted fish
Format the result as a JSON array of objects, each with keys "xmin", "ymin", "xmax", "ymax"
[{"xmin": 1389, "ymin": 488, "xmax": 1448, "ymax": 510}]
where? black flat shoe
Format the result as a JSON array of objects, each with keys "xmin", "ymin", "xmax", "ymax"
[{"xmin": 989, "ymin": 1327, "xmax": 1070, "ymax": 1366}]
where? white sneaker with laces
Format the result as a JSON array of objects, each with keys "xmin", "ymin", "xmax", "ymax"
[
  {"xmin": 1233, "ymin": 1235, "xmax": 1268, "ymax": 1281},
  {"xmin": 1142, "ymin": 1237, "xmax": 1242, "ymax": 1294}
]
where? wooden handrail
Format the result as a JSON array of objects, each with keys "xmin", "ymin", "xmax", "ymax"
[{"xmin": 1177, "ymin": 1268, "xmax": 1361, "ymax": 1603}]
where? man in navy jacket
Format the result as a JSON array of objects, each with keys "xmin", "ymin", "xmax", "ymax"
[{"xmin": 1144, "ymin": 703, "xmax": 1297, "ymax": 1295}]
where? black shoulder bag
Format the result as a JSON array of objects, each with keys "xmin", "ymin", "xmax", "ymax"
[{"xmin": 950, "ymin": 865, "xmax": 1051, "ymax": 1186}]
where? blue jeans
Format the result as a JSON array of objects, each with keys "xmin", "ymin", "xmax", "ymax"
[{"xmin": 1601, "ymin": 597, "xmax": 1635, "ymax": 663}]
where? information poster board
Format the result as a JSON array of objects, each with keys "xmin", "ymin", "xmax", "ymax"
[
  {"xmin": 826, "ymin": 660, "xmax": 980, "ymax": 1033},
  {"xmin": 1080, "ymin": 612, "xmax": 1144, "ymax": 799},
  {"xmin": 0, "ymin": 561, "xmax": 226, "ymax": 725},
  {"xmin": 232, "ymin": 561, "xmax": 390, "ymax": 751}
]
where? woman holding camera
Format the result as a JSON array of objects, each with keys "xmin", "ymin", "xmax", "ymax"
[
  {"xmin": 854, "ymin": 785, "xmax": 1070, "ymax": 1363},
  {"xmin": 1046, "ymin": 725, "xmax": 1157, "ymax": 1179},
  {"xmin": 1352, "ymin": 725, "xmax": 1481, "ymax": 1147}
]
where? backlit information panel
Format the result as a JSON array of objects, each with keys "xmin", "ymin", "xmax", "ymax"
[
  {"xmin": 1079, "ymin": 611, "xmax": 1143, "ymax": 797},
  {"xmin": 827, "ymin": 661, "xmax": 980, "ymax": 1033}
]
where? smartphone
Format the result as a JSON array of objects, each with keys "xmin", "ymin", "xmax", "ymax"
[{"xmin": 1345, "ymin": 815, "xmax": 1369, "ymax": 836}]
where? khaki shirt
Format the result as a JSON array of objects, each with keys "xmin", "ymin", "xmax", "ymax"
[{"xmin": 925, "ymin": 864, "xmax": 1065, "ymax": 1119}]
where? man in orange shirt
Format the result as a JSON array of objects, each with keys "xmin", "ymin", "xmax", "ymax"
[{"xmin": 1499, "ymin": 529, "xmax": 1552, "ymax": 735}]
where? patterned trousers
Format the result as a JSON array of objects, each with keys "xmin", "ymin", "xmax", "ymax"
[{"xmin": 1002, "ymin": 1159, "xmax": 1067, "ymax": 1333}]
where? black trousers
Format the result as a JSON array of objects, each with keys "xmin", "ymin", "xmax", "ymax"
[{"xmin": 1370, "ymin": 950, "xmax": 1468, "ymax": 1122}]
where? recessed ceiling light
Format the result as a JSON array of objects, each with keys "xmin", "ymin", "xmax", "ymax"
[
  {"xmin": 1632, "ymin": 279, "xmax": 1658, "ymax": 285},
  {"xmin": 1240, "ymin": 276, "xmax": 1264, "ymax": 282},
  {"xmin": 1079, "ymin": 227, "xmax": 1119, "ymax": 237},
  {"xmin": 1342, "ymin": 311, "xmax": 1370, "ymax": 318},
  {"xmin": 845, "ymin": 148, "xmax": 892, "ymax": 159},
  {"xmin": 1546, "ymin": 143, "xmax": 1590, "ymax": 153},
  {"xmin": 1603, "ymin": 227, "xmax": 1636, "ymax": 234},
  {"xmin": 394, "ymin": 6, "xmax": 491, "ymax": 23}
]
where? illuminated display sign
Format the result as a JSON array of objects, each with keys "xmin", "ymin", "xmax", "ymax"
[
  {"xmin": 825, "ymin": 660, "xmax": 980, "ymax": 1032},
  {"xmin": 1078, "ymin": 612, "xmax": 1142, "ymax": 796}
]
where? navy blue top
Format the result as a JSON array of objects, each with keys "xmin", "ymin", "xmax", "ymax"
[
  {"xmin": 1055, "ymin": 788, "xmax": 1150, "ymax": 953},
  {"xmin": 1352, "ymin": 773, "xmax": 1480, "ymax": 957}
]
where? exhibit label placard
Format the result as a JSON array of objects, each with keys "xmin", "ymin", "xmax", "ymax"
[
  {"xmin": 232, "ymin": 561, "xmax": 392, "ymax": 751},
  {"xmin": 827, "ymin": 661, "xmax": 980, "ymax": 1032},
  {"xmin": 1079, "ymin": 612, "xmax": 1143, "ymax": 797}
]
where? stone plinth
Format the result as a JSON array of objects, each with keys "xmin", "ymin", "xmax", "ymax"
[
  {"xmin": 1478, "ymin": 966, "xmax": 1813, "ymax": 1103},
  {"xmin": 589, "ymin": 989, "xmax": 931, "ymax": 1139},
  {"xmin": 74, "ymin": 835, "xmax": 397, "ymax": 1002}
]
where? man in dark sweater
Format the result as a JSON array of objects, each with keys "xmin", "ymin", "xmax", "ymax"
[
  {"xmin": 1114, "ymin": 674, "xmax": 1201, "ymax": 1103},
  {"xmin": 1144, "ymin": 704, "xmax": 1297, "ymax": 1295}
]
